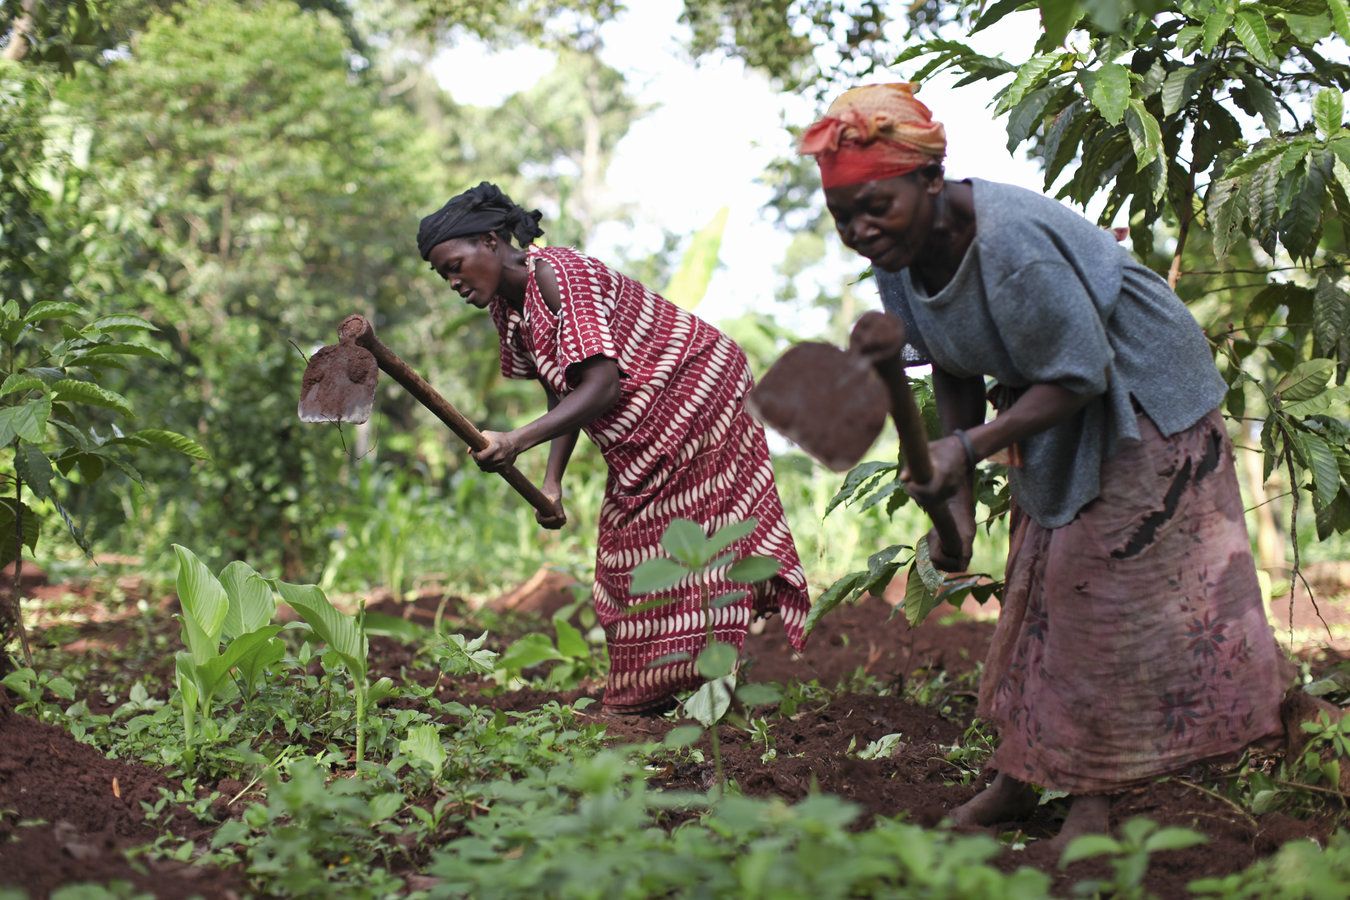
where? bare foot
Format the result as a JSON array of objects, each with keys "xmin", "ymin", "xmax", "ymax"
[
  {"xmin": 1047, "ymin": 794, "xmax": 1111, "ymax": 857},
  {"xmin": 949, "ymin": 773, "xmax": 1038, "ymax": 829}
]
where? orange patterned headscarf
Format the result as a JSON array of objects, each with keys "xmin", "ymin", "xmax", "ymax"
[{"xmin": 800, "ymin": 83, "xmax": 947, "ymax": 188}]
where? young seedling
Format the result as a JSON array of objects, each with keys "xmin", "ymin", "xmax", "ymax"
[
  {"xmin": 171, "ymin": 545, "xmax": 284, "ymax": 761},
  {"xmin": 1059, "ymin": 817, "xmax": 1206, "ymax": 899},
  {"xmin": 627, "ymin": 516, "xmax": 781, "ymax": 795},
  {"xmin": 275, "ymin": 581, "xmax": 391, "ymax": 766}
]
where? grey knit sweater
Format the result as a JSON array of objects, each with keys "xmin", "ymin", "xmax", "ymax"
[{"xmin": 876, "ymin": 178, "xmax": 1226, "ymax": 527}]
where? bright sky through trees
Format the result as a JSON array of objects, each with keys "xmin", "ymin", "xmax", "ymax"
[{"xmin": 431, "ymin": 0, "xmax": 1046, "ymax": 327}]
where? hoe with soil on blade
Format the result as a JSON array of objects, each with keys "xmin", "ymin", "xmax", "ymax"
[
  {"xmin": 298, "ymin": 314, "xmax": 561, "ymax": 522},
  {"xmin": 745, "ymin": 310, "xmax": 964, "ymax": 563}
]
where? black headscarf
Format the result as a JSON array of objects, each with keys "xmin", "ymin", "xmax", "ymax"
[{"xmin": 416, "ymin": 182, "xmax": 545, "ymax": 260}]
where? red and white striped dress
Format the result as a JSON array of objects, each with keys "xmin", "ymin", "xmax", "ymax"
[{"xmin": 490, "ymin": 246, "xmax": 810, "ymax": 711}]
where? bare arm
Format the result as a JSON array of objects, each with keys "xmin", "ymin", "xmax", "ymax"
[
  {"xmin": 541, "ymin": 383, "xmax": 582, "ymax": 489},
  {"xmin": 907, "ymin": 375, "xmax": 1093, "ymax": 508}
]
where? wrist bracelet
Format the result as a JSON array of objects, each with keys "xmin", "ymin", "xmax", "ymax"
[{"xmin": 952, "ymin": 428, "xmax": 979, "ymax": 475}]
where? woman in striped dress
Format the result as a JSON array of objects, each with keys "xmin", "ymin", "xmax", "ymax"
[{"xmin": 417, "ymin": 182, "xmax": 811, "ymax": 713}]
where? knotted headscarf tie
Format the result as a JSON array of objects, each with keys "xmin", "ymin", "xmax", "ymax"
[
  {"xmin": 417, "ymin": 182, "xmax": 544, "ymax": 260},
  {"xmin": 800, "ymin": 83, "xmax": 947, "ymax": 188}
]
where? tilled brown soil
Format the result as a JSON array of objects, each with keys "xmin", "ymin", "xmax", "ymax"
[
  {"xmin": 0, "ymin": 703, "xmax": 242, "ymax": 899},
  {"xmin": 4, "ymin": 584, "xmax": 1347, "ymax": 897}
]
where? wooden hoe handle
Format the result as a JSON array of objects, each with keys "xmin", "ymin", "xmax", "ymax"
[
  {"xmin": 338, "ymin": 315, "xmax": 557, "ymax": 517},
  {"xmin": 849, "ymin": 313, "xmax": 965, "ymax": 563}
]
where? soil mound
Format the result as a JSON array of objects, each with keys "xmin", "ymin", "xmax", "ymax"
[{"xmin": 0, "ymin": 710, "xmax": 240, "ymax": 898}]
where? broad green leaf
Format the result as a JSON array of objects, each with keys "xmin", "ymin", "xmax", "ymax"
[
  {"xmin": 662, "ymin": 207, "xmax": 728, "ymax": 311},
  {"xmin": 914, "ymin": 535, "xmax": 945, "ymax": 593},
  {"xmin": 1275, "ymin": 359, "xmax": 1335, "ymax": 402},
  {"xmin": 1058, "ymin": 833, "xmax": 1123, "ymax": 866},
  {"xmin": 663, "ymin": 724, "xmax": 703, "ymax": 748},
  {"xmin": 825, "ymin": 461, "xmax": 895, "ymax": 517},
  {"xmin": 554, "ymin": 619, "xmax": 588, "ymax": 659},
  {"xmin": 683, "ymin": 676, "xmax": 733, "ymax": 727},
  {"xmin": 696, "ymin": 641, "xmax": 738, "ymax": 679},
  {"xmin": 973, "ymin": 0, "xmax": 1033, "ymax": 35},
  {"xmin": 0, "ymin": 374, "xmax": 44, "ymax": 399},
  {"xmin": 22, "ymin": 301, "xmax": 85, "ymax": 324},
  {"xmin": 498, "ymin": 632, "xmax": 564, "ymax": 672},
  {"xmin": 1176, "ymin": 24, "xmax": 1204, "ymax": 55},
  {"xmin": 705, "ymin": 517, "xmax": 757, "ymax": 556},
  {"xmin": 369, "ymin": 792, "xmax": 405, "ymax": 823},
  {"xmin": 173, "ymin": 545, "xmax": 228, "ymax": 665},
  {"xmin": 236, "ymin": 636, "xmax": 285, "ymax": 697},
  {"xmin": 0, "ymin": 499, "xmax": 42, "ymax": 565},
  {"xmin": 1297, "ymin": 432, "xmax": 1343, "ymax": 509},
  {"xmin": 1008, "ymin": 87, "xmax": 1060, "ymax": 156},
  {"xmin": 1313, "ymin": 276, "xmax": 1350, "ymax": 359},
  {"xmin": 1285, "ymin": 12, "xmax": 1332, "ymax": 44},
  {"xmin": 1141, "ymin": 827, "xmax": 1207, "ymax": 853},
  {"xmin": 1202, "ymin": 11, "xmax": 1232, "ymax": 55},
  {"xmin": 661, "ymin": 518, "xmax": 710, "ymax": 568},
  {"xmin": 276, "ymin": 580, "xmax": 366, "ymax": 680},
  {"xmin": 1233, "ymin": 10, "xmax": 1275, "ymax": 65},
  {"xmin": 1160, "ymin": 66, "xmax": 1196, "ymax": 118},
  {"xmin": 44, "ymin": 676, "xmax": 76, "ymax": 701},
  {"xmin": 399, "ymin": 724, "xmax": 447, "ymax": 777},
  {"xmin": 1088, "ymin": 63, "xmax": 1130, "ymax": 126},
  {"xmin": 735, "ymin": 683, "xmax": 782, "ymax": 708},
  {"xmin": 219, "ymin": 561, "xmax": 275, "ymax": 640},
  {"xmin": 51, "ymin": 380, "xmax": 134, "ymax": 418},
  {"xmin": 803, "ymin": 570, "xmax": 867, "ymax": 636},
  {"xmin": 1238, "ymin": 73, "xmax": 1281, "ymax": 134},
  {"xmin": 1039, "ymin": 0, "xmax": 1083, "ymax": 46},
  {"xmin": 197, "ymin": 626, "xmax": 286, "ymax": 707},
  {"xmin": 727, "ymin": 556, "xmax": 781, "ymax": 584},
  {"xmin": 904, "ymin": 557, "xmax": 943, "ymax": 627},
  {"xmin": 0, "ymin": 398, "xmax": 51, "ymax": 444},
  {"xmin": 1331, "ymin": 0, "xmax": 1350, "ymax": 42},
  {"xmin": 115, "ymin": 428, "xmax": 210, "ymax": 460},
  {"xmin": 629, "ymin": 557, "xmax": 688, "ymax": 595},
  {"xmin": 1282, "ymin": 384, "xmax": 1350, "ymax": 418},
  {"xmin": 1125, "ymin": 99, "xmax": 1163, "ymax": 171},
  {"xmin": 65, "ymin": 342, "xmax": 171, "ymax": 365},
  {"xmin": 85, "ymin": 314, "xmax": 157, "ymax": 333},
  {"xmin": 14, "ymin": 444, "xmax": 53, "ymax": 502},
  {"xmin": 1314, "ymin": 89, "xmax": 1346, "ymax": 140},
  {"xmin": 998, "ymin": 54, "xmax": 1062, "ymax": 113}
]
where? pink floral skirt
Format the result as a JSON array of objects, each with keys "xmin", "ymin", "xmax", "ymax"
[{"xmin": 980, "ymin": 409, "xmax": 1291, "ymax": 794}]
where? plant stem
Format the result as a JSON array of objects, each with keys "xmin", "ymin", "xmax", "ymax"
[
  {"xmin": 701, "ymin": 578, "xmax": 724, "ymax": 797},
  {"xmin": 10, "ymin": 456, "xmax": 32, "ymax": 668},
  {"xmin": 355, "ymin": 678, "xmax": 366, "ymax": 766}
]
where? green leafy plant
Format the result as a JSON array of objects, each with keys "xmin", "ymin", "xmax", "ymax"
[
  {"xmin": 273, "ymin": 580, "xmax": 387, "ymax": 766},
  {"xmin": 0, "ymin": 301, "xmax": 206, "ymax": 669},
  {"xmin": 496, "ymin": 615, "xmax": 603, "ymax": 690},
  {"xmin": 628, "ymin": 516, "xmax": 782, "ymax": 793},
  {"xmin": 1060, "ymin": 817, "xmax": 1207, "ymax": 898},
  {"xmin": 170, "ymin": 545, "xmax": 283, "ymax": 759},
  {"xmin": 0, "ymin": 664, "xmax": 75, "ymax": 721}
]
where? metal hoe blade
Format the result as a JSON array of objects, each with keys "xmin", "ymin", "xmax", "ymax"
[
  {"xmin": 745, "ymin": 341, "xmax": 890, "ymax": 472},
  {"xmin": 297, "ymin": 340, "xmax": 379, "ymax": 424}
]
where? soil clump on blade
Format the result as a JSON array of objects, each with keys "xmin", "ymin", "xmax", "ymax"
[{"xmin": 0, "ymin": 710, "xmax": 242, "ymax": 898}]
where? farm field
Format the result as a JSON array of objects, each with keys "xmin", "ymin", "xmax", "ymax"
[
  {"xmin": 3, "ymin": 560, "xmax": 1348, "ymax": 898},
  {"xmin": 5, "ymin": 1, "xmax": 1350, "ymax": 898}
]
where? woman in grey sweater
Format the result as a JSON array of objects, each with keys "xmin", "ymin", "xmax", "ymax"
[{"xmin": 801, "ymin": 83, "xmax": 1289, "ymax": 849}]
